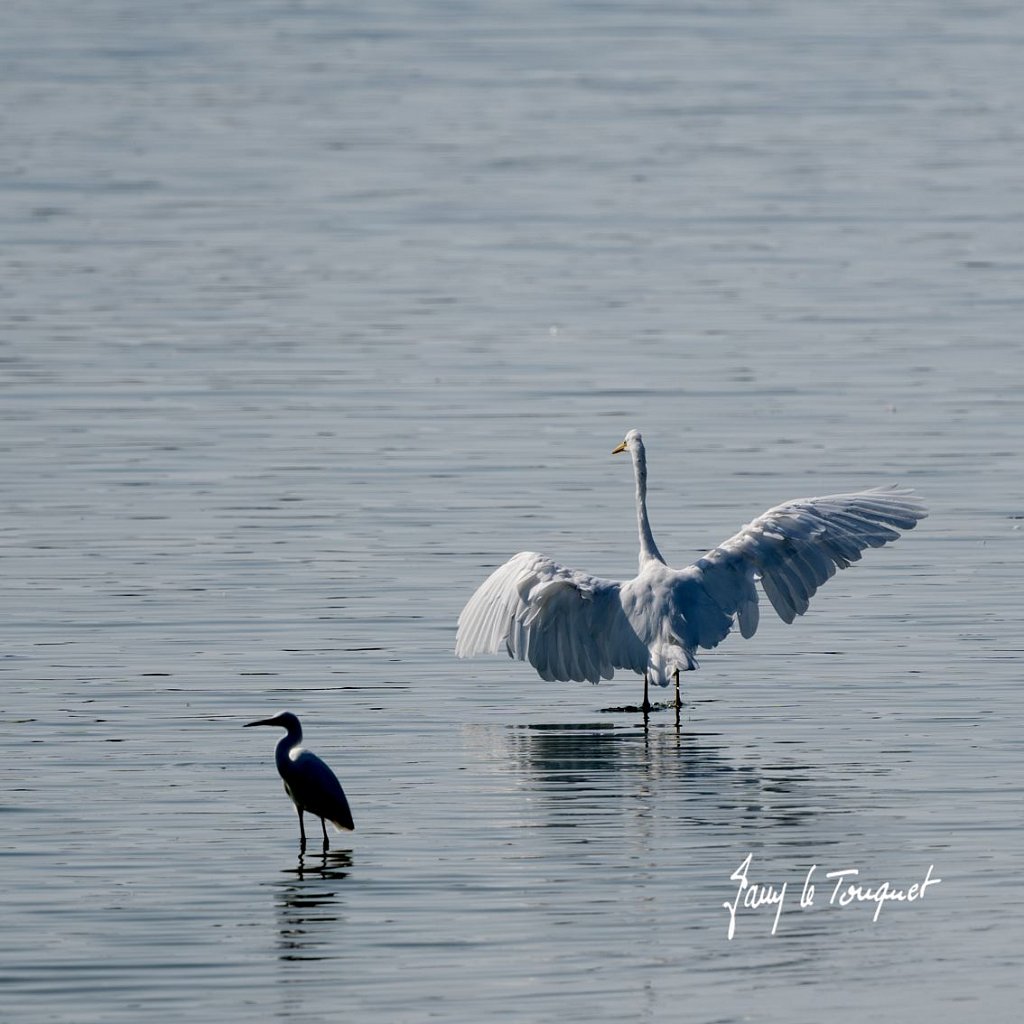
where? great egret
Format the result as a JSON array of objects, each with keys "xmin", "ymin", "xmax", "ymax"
[
  {"xmin": 456, "ymin": 429, "xmax": 926, "ymax": 714},
  {"xmin": 245, "ymin": 711, "xmax": 354, "ymax": 851}
]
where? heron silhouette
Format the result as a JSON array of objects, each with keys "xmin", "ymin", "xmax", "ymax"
[{"xmin": 246, "ymin": 711, "xmax": 354, "ymax": 852}]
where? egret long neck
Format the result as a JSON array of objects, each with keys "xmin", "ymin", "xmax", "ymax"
[{"xmin": 632, "ymin": 442, "xmax": 665, "ymax": 567}]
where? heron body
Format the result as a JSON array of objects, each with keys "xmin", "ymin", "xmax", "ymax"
[
  {"xmin": 456, "ymin": 429, "xmax": 926, "ymax": 713},
  {"xmin": 245, "ymin": 711, "xmax": 354, "ymax": 851}
]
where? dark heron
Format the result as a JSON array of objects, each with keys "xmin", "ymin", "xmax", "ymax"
[{"xmin": 245, "ymin": 711, "xmax": 354, "ymax": 852}]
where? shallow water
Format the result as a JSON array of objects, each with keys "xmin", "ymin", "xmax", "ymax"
[{"xmin": 2, "ymin": 2, "xmax": 1023, "ymax": 1021}]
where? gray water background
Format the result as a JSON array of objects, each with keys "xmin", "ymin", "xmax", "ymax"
[{"xmin": 2, "ymin": 1, "xmax": 1023, "ymax": 1021}]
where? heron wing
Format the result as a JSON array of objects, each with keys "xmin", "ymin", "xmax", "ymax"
[
  {"xmin": 455, "ymin": 551, "xmax": 650, "ymax": 682},
  {"xmin": 686, "ymin": 486, "xmax": 926, "ymax": 642},
  {"xmin": 286, "ymin": 748, "xmax": 354, "ymax": 831}
]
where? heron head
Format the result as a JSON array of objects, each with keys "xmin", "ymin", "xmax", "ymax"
[
  {"xmin": 612, "ymin": 429, "xmax": 642, "ymax": 455},
  {"xmin": 245, "ymin": 711, "xmax": 301, "ymax": 732}
]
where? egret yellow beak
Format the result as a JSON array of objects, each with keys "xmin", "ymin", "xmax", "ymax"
[{"xmin": 611, "ymin": 440, "xmax": 627, "ymax": 455}]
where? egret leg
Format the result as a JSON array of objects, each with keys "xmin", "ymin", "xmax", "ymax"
[
  {"xmin": 674, "ymin": 669, "xmax": 682, "ymax": 729},
  {"xmin": 298, "ymin": 810, "xmax": 307, "ymax": 853},
  {"xmin": 642, "ymin": 672, "xmax": 651, "ymax": 716},
  {"xmin": 320, "ymin": 817, "xmax": 330, "ymax": 853}
]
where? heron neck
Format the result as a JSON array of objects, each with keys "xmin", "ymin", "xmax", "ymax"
[
  {"xmin": 275, "ymin": 727, "xmax": 302, "ymax": 770},
  {"xmin": 633, "ymin": 444, "xmax": 665, "ymax": 567}
]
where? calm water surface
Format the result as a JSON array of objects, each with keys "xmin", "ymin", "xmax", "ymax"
[{"xmin": 2, "ymin": 2, "xmax": 1022, "ymax": 1021}]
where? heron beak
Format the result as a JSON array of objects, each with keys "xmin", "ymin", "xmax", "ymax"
[
  {"xmin": 244, "ymin": 717, "xmax": 276, "ymax": 728},
  {"xmin": 611, "ymin": 441, "xmax": 627, "ymax": 454}
]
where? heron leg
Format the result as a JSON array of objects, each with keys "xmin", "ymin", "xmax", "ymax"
[
  {"xmin": 320, "ymin": 817, "xmax": 330, "ymax": 853},
  {"xmin": 642, "ymin": 672, "xmax": 651, "ymax": 716},
  {"xmin": 298, "ymin": 809, "xmax": 307, "ymax": 853}
]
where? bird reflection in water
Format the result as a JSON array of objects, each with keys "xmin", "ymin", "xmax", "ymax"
[
  {"xmin": 274, "ymin": 849, "xmax": 353, "ymax": 962},
  {"xmin": 496, "ymin": 717, "xmax": 821, "ymax": 833},
  {"xmin": 286, "ymin": 847, "xmax": 354, "ymax": 881},
  {"xmin": 512, "ymin": 718, "xmax": 737, "ymax": 787}
]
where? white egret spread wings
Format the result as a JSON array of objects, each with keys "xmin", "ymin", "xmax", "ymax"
[{"xmin": 456, "ymin": 431, "xmax": 926, "ymax": 693}]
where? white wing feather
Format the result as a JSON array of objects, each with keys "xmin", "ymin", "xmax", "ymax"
[
  {"xmin": 691, "ymin": 486, "xmax": 927, "ymax": 634},
  {"xmin": 455, "ymin": 551, "xmax": 649, "ymax": 683}
]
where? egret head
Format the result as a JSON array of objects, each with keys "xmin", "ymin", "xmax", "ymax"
[
  {"xmin": 612, "ymin": 429, "xmax": 643, "ymax": 456},
  {"xmin": 245, "ymin": 711, "xmax": 301, "ymax": 733}
]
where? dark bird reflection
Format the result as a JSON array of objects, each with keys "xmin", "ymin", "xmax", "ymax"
[
  {"xmin": 285, "ymin": 848, "xmax": 353, "ymax": 881},
  {"xmin": 499, "ymin": 710, "xmax": 821, "ymax": 833},
  {"xmin": 273, "ymin": 849, "xmax": 353, "ymax": 962}
]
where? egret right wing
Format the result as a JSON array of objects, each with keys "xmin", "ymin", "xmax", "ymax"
[{"xmin": 455, "ymin": 551, "xmax": 649, "ymax": 682}]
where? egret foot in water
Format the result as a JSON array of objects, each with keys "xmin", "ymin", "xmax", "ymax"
[{"xmin": 599, "ymin": 700, "xmax": 674, "ymax": 715}]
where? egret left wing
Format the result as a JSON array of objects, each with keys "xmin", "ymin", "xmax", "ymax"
[
  {"xmin": 687, "ymin": 486, "xmax": 927, "ymax": 641},
  {"xmin": 456, "ymin": 551, "xmax": 649, "ymax": 682}
]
